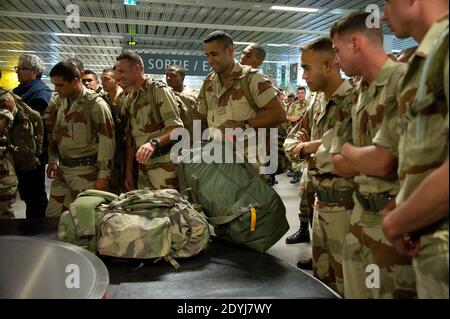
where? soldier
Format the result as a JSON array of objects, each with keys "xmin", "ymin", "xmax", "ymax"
[
  {"xmin": 381, "ymin": 0, "xmax": 449, "ymax": 299},
  {"xmin": 101, "ymin": 67, "xmax": 125, "ymax": 194},
  {"xmin": 115, "ymin": 50, "xmax": 183, "ymax": 192},
  {"xmin": 285, "ymin": 86, "xmax": 314, "ymax": 245},
  {"xmin": 12, "ymin": 54, "xmax": 52, "ymax": 218},
  {"xmin": 45, "ymin": 61, "xmax": 115, "ymax": 217},
  {"xmin": 283, "ymin": 37, "xmax": 355, "ymax": 295},
  {"xmin": 286, "ymin": 93, "xmax": 295, "ymax": 107},
  {"xmin": 0, "ymin": 88, "xmax": 18, "ymax": 219},
  {"xmin": 101, "ymin": 67, "xmax": 123, "ymax": 106},
  {"xmin": 165, "ymin": 64, "xmax": 197, "ymax": 98},
  {"xmin": 286, "ymin": 86, "xmax": 309, "ymax": 184},
  {"xmin": 82, "ymin": 69, "xmax": 103, "ymax": 94},
  {"xmin": 199, "ymin": 31, "xmax": 286, "ymax": 171},
  {"xmin": 330, "ymin": 11, "xmax": 416, "ymax": 298},
  {"xmin": 239, "ymin": 43, "xmax": 266, "ymax": 69}
]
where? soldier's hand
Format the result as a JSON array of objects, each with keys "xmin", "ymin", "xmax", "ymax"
[
  {"xmin": 124, "ymin": 171, "xmax": 135, "ymax": 192},
  {"xmin": 136, "ymin": 142, "xmax": 156, "ymax": 164},
  {"xmin": 218, "ymin": 120, "xmax": 245, "ymax": 130},
  {"xmin": 292, "ymin": 143, "xmax": 304, "ymax": 158},
  {"xmin": 295, "ymin": 128, "xmax": 310, "ymax": 142},
  {"xmin": 94, "ymin": 178, "xmax": 110, "ymax": 192},
  {"xmin": 390, "ymin": 234, "xmax": 421, "ymax": 257},
  {"xmin": 46, "ymin": 163, "xmax": 59, "ymax": 179}
]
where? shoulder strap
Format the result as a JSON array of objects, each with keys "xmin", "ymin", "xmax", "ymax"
[
  {"xmin": 147, "ymin": 79, "xmax": 164, "ymax": 124},
  {"xmin": 200, "ymin": 71, "xmax": 215, "ymax": 111},
  {"xmin": 82, "ymin": 93, "xmax": 98, "ymax": 143},
  {"xmin": 239, "ymin": 65, "xmax": 259, "ymax": 113}
]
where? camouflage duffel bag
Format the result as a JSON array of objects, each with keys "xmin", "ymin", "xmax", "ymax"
[{"xmin": 58, "ymin": 188, "xmax": 212, "ymax": 268}]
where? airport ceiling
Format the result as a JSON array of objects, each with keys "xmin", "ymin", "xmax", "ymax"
[{"xmin": 0, "ymin": 0, "xmax": 417, "ymax": 76}]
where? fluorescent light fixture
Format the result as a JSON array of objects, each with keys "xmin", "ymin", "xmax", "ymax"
[
  {"xmin": 270, "ymin": 5, "xmax": 319, "ymax": 13},
  {"xmin": 263, "ymin": 60, "xmax": 288, "ymax": 64},
  {"xmin": 6, "ymin": 49, "xmax": 36, "ymax": 53},
  {"xmin": 53, "ymin": 33, "xmax": 91, "ymax": 37},
  {"xmin": 86, "ymin": 64, "xmax": 112, "ymax": 67},
  {"xmin": 329, "ymin": 9, "xmax": 355, "ymax": 15},
  {"xmin": 234, "ymin": 42, "xmax": 253, "ymax": 45},
  {"xmin": 268, "ymin": 43, "xmax": 289, "ymax": 47}
]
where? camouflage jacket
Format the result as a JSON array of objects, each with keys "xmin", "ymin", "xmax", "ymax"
[
  {"xmin": 0, "ymin": 90, "xmax": 15, "ymax": 161},
  {"xmin": 331, "ymin": 59, "xmax": 406, "ymax": 196},
  {"xmin": 125, "ymin": 77, "xmax": 183, "ymax": 165},
  {"xmin": 287, "ymin": 99, "xmax": 309, "ymax": 117},
  {"xmin": 50, "ymin": 86, "xmax": 115, "ymax": 179},
  {"xmin": 285, "ymin": 80, "xmax": 355, "ymax": 193},
  {"xmin": 395, "ymin": 15, "xmax": 449, "ymax": 227},
  {"xmin": 198, "ymin": 61, "xmax": 279, "ymax": 128}
]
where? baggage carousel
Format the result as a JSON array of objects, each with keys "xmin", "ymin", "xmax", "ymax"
[{"xmin": 0, "ymin": 218, "xmax": 339, "ymax": 299}]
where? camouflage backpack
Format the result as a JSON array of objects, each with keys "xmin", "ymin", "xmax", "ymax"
[
  {"xmin": 58, "ymin": 188, "xmax": 211, "ymax": 268},
  {"xmin": 0, "ymin": 87, "xmax": 44, "ymax": 171}
]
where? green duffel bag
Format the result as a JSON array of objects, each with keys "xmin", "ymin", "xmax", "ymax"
[
  {"xmin": 58, "ymin": 188, "xmax": 212, "ymax": 268},
  {"xmin": 177, "ymin": 143, "xmax": 289, "ymax": 253}
]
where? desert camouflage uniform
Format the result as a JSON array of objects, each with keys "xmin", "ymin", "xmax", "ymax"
[
  {"xmin": 395, "ymin": 15, "xmax": 449, "ymax": 299},
  {"xmin": 0, "ymin": 90, "xmax": 17, "ymax": 218},
  {"xmin": 286, "ymin": 99, "xmax": 309, "ymax": 173},
  {"xmin": 331, "ymin": 59, "xmax": 416, "ymax": 298},
  {"xmin": 284, "ymin": 98, "xmax": 316, "ymax": 233},
  {"xmin": 126, "ymin": 77, "xmax": 183, "ymax": 190},
  {"xmin": 101, "ymin": 87, "xmax": 126, "ymax": 195},
  {"xmin": 45, "ymin": 86, "xmax": 115, "ymax": 217},
  {"xmin": 285, "ymin": 81, "xmax": 355, "ymax": 295},
  {"xmin": 198, "ymin": 61, "xmax": 280, "ymax": 169}
]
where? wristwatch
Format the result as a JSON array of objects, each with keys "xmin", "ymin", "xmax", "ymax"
[{"xmin": 149, "ymin": 138, "xmax": 160, "ymax": 150}]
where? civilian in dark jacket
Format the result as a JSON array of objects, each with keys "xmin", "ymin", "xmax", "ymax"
[{"xmin": 13, "ymin": 54, "xmax": 52, "ymax": 218}]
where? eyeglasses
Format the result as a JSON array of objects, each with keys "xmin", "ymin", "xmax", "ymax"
[{"xmin": 14, "ymin": 66, "xmax": 32, "ymax": 72}]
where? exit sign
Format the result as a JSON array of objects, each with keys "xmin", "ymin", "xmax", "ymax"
[{"xmin": 123, "ymin": 0, "xmax": 137, "ymax": 6}]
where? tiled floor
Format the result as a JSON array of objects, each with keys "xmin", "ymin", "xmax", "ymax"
[{"xmin": 12, "ymin": 171, "xmax": 313, "ymax": 272}]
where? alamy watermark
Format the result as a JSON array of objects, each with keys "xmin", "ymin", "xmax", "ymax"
[
  {"xmin": 365, "ymin": 264, "xmax": 380, "ymax": 289},
  {"xmin": 65, "ymin": 264, "xmax": 80, "ymax": 289},
  {"xmin": 65, "ymin": 4, "xmax": 80, "ymax": 29}
]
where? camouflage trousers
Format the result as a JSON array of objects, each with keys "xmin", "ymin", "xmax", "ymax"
[
  {"xmin": 138, "ymin": 162, "xmax": 179, "ymax": 191},
  {"xmin": 312, "ymin": 200, "xmax": 352, "ymax": 296},
  {"xmin": 298, "ymin": 168, "xmax": 315, "ymax": 224},
  {"xmin": 292, "ymin": 161, "xmax": 302, "ymax": 173},
  {"xmin": 45, "ymin": 165, "xmax": 97, "ymax": 218},
  {"xmin": 342, "ymin": 195, "xmax": 417, "ymax": 299},
  {"xmin": 0, "ymin": 157, "xmax": 17, "ymax": 219},
  {"xmin": 413, "ymin": 228, "xmax": 449, "ymax": 299}
]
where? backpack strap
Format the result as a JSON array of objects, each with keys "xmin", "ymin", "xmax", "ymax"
[
  {"xmin": 200, "ymin": 71, "xmax": 214, "ymax": 111},
  {"xmin": 147, "ymin": 79, "xmax": 165, "ymax": 125},
  {"xmin": 239, "ymin": 65, "xmax": 259, "ymax": 113}
]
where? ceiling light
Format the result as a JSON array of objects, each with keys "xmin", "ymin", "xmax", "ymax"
[
  {"xmin": 270, "ymin": 5, "xmax": 319, "ymax": 13},
  {"xmin": 268, "ymin": 43, "xmax": 289, "ymax": 47},
  {"xmin": 263, "ymin": 61, "xmax": 288, "ymax": 64},
  {"xmin": 6, "ymin": 49, "xmax": 36, "ymax": 53},
  {"xmin": 234, "ymin": 42, "xmax": 253, "ymax": 45},
  {"xmin": 53, "ymin": 33, "xmax": 91, "ymax": 37}
]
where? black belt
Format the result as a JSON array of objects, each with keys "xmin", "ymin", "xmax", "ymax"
[
  {"xmin": 315, "ymin": 188, "xmax": 354, "ymax": 204},
  {"xmin": 60, "ymin": 155, "xmax": 97, "ymax": 167},
  {"xmin": 355, "ymin": 190, "xmax": 392, "ymax": 212}
]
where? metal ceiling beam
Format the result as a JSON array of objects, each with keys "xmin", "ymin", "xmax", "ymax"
[{"xmin": 0, "ymin": 10, "xmax": 328, "ymax": 36}]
